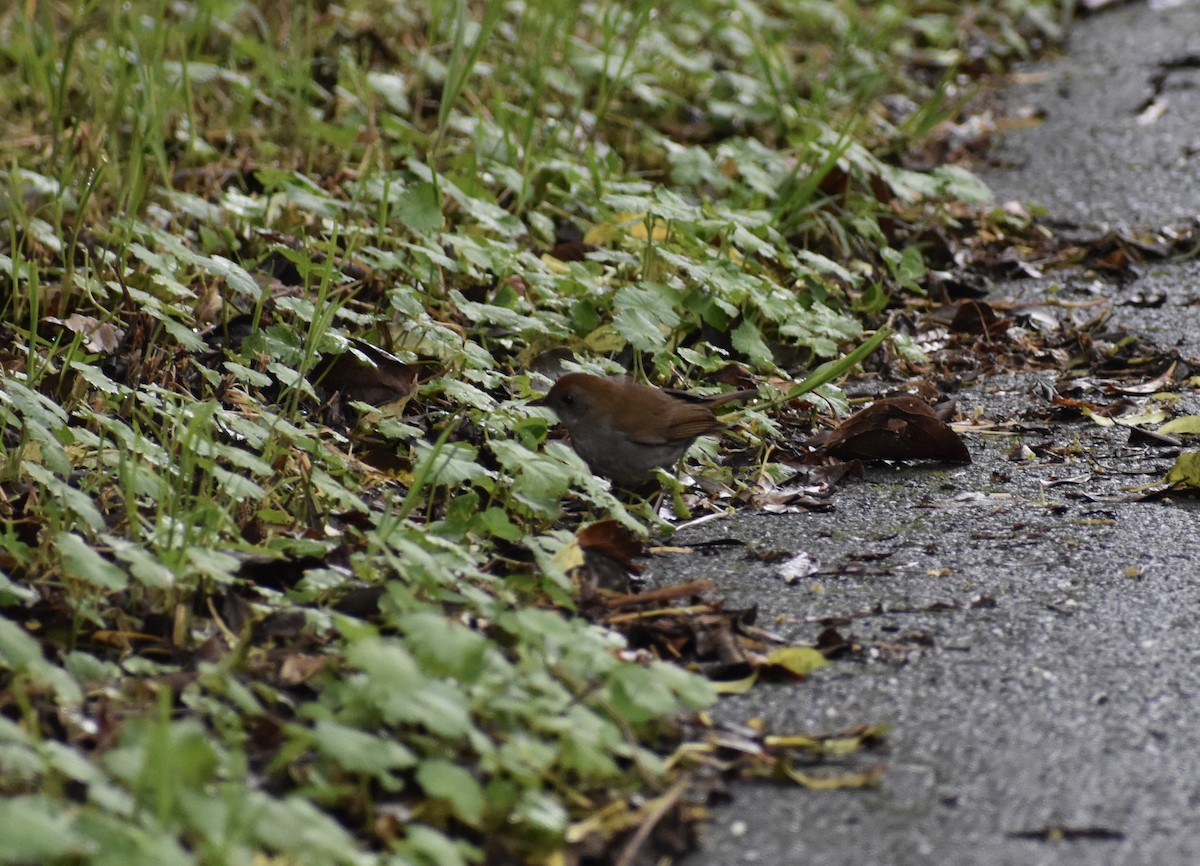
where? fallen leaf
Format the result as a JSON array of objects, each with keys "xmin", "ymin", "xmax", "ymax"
[
  {"xmin": 710, "ymin": 671, "xmax": 757, "ymax": 694},
  {"xmin": 1102, "ymin": 362, "xmax": 1176, "ymax": 394},
  {"xmin": 824, "ymin": 396, "xmax": 971, "ymax": 463},
  {"xmin": 278, "ymin": 653, "xmax": 329, "ymax": 685},
  {"xmin": 1158, "ymin": 416, "xmax": 1200, "ymax": 435},
  {"xmin": 1165, "ymin": 451, "xmax": 1200, "ymax": 487},
  {"xmin": 1127, "ymin": 426, "xmax": 1181, "ymax": 447},
  {"xmin": 776, "ymin": 551, "xmax": 820, "ymax": 584},
  {"xmin": 569, "ymin": 521, "xmax": 647, "ymax": 599},
  {"xmin": 948, "ymin": 300, "xmax": 1011, "ymax": 337},
  {"xmin": 782, "ymin": 761, "xmax": 885, "ymax": 789},
  {"xmin": 43, "ymin": 314, "xmax": 123, "ymax": 354},
  {"xmin": 761, "ymin": 646, "xmax": 829, "ymax": 678},
  {"xmin": 578, "ymin": 520, "xmax": 646, "ymax": 574}
]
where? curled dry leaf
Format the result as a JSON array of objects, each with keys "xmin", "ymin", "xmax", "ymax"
[
  {"xmin": 777, "ymin": 551, "xmax": 820, "ymax": 584},
  {"xmin": 745, "ymin": 481, "xmax": 837, "ymax": 513},
  {"xmin": 824, "ymin": 395, "xmax": 971, "ymax": 463},
  {"xmin": 577, "ymin": 520, "xmax": 645, "ymax": 573},
  {"xmin": 1097, "ymin": 361, "xmax": 1176, "ymax": 396},
  {"xmin": 948, "ymin": 299, "xmax": 1011, "ymax": 337},
  {"xmin": 1126, "ymin": 426, "xmax": 1181, "ymax": 448},
  {"xmin": 569, "ymin": 520, "xmax": 647, "ymax": 600},
  {"xmin": 43, "ymin": 314, "xmax": 124, "ymax": 354},
  {"xmin": 278, "ymin": 653, "xmax": 330, "ymax": 685}
]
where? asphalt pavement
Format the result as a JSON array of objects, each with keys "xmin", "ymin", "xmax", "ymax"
[{"xmin": 678, "ymin": 3, "xmax": 1200, "ymax": 864}]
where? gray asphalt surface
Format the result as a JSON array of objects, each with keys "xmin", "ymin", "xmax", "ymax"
[{"xmin": 678, "ymin": 3, "xmax": 1200, "ymax": 864}]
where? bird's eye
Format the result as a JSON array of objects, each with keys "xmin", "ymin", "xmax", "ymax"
[{"xmin": 562, "ymin": 393, "xmax": 575, "ymax": 405}]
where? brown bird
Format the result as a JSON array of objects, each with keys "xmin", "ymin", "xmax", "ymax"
[{"xmin": 539, "ymin": 373, "xmax": 755, "ymax": 485}]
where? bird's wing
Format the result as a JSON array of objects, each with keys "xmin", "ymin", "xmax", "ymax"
[{"xmin": 659, "ymin": 406, "xmax": 725, "ymax": 443}]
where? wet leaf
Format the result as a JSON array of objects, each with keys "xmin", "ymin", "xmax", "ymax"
[
  {"xmin": 1082, "ymin": 404, "xmax": 1168, "ymax": 428},
  {"xmin": 1127, "ymin": 426, "xmax": 1181, "ymax": 448},
  {"xmin": 824, "ymin": 396, "xmax": 971, "ymax": 462},
  {"xmin": 571, "ymin": 520, "xmax": 646, "ymax": 598}
]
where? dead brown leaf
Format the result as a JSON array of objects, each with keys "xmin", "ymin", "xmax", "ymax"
[
  {"xmin": 43, "ymin": 314, "xmax": 123, "ymax": 354},
  {"xmin": 824, "ymin": 396, "xmax": 971, "ymax": 463}
]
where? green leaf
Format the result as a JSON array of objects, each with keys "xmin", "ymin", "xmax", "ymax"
[
  {"xmin": 58, "ymin": 532, "xmax": 128, "ymax": 591},
  {"xmin": 70, "ymin": 361, "xmax": 128, "ymax": 395},
  {"xmin": 882, "ymin": 245, "xmax": 925, "ymax": 291},
  {"xmin": 23, "ymin": 463, "xmax": 104, "ymax": 532},
  {"xmin": 417, "ymin": 758, "xmax": 486, "ymax": 827},
  {"xmin": 104, "ymin": 537, "xmax": 175, "ymax": 588},
  {"xmin": 400, "ymin": 823, "xmax": 477, "ymax": 866},
  {"xmin": 208, "ymin": 465, "xmax": 266, "ymax": 500},
  {"xmin": 75, "ymin": 809, "xmax": 195, "ymax": 866},
  {"xmin": 929, "ymin": 164, "xmax": 994, "ymax": 204},
  {"xmin": 607, "ymin": 664, "xmax": 681, "ymax": 725},
  {"xmin": 612, "ymin": 283, "xmax": 681, "ymax": 352},
  {"xmin": 247, "ymin": 792, "xmax": 364, "ymax": 864},
  {"xmin": 1, "ymin": 378, "xmax": 68, "ymax": 429},
  {"xmin": 205, "ymin": 253, "xmax": 262, "ymax": 298},
  {"xmin": 471, "ymin": 507, "xmax": 524, "ymax": 542},
  {"xmin": 0, "ymin": 617, "xmax": 44, "ymax": 670},
  {"xmin": 413, "ymin": 440, "xmax": 495, "ymax": 489},
  {"xmin": 311, "ymin": 719, "xmax": 417, "ymax": 774},
  {"xmin": 0, "ymin": 618, "xmax": 82, "ymax": 705},
  {"xmin": 730, "ymin": 319, "xmax": 775, "ymax": 366},
  {"xmin": 513, "ymin": 788, "xmax": 569, "ymax": 838},
  {"xmin": 646, "ymin": 660, "xmax": 716, "ymax": 710},
  {"xmin": 0, "ymin": 796, "xmax": 89, "ymax": 864},
  {"xmin": 490, "ymin": 441, "xmax": 574, "ymax": 517},
  {"xmin": 346, "ymin": 638, "xmax": 475, "ymax": 738},
  {"xmin": 0, "ymin": 568, "xmax": 37, "ymax": 605},
  {"xmin": 397, "ymin": 612, "xmax": 490, "ymax": 683},
  {"xmin": 184, "ymin": 547, "xmax": 242, "ymax": 584},
  {"xmin": 398, "ymin": 181, "xmax": 445, "ymax": 233}
]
